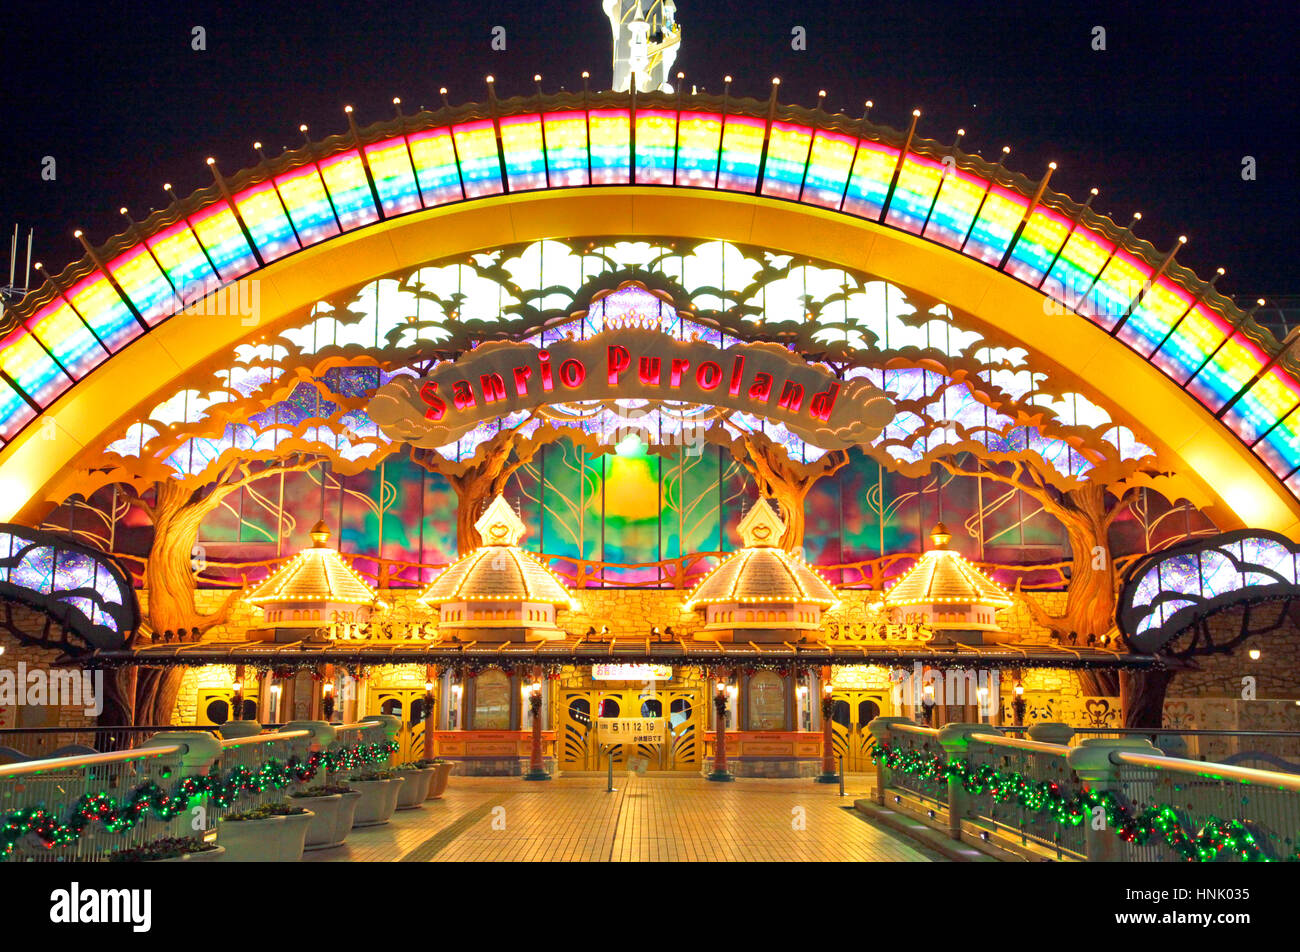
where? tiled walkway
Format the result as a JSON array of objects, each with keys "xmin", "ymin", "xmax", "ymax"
[{"xmin": 304, "ymin": 773, "xmax": 946, "ymax": 862}]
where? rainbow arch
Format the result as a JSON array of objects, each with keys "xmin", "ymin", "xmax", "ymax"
[{"xmin": 1, "ymin": 88, "xmax": 1297, "ymax": 530}]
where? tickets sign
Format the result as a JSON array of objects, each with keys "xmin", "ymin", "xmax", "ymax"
[
  {"xmin": 367, "ymin": 325, "xmax": 894, "ymax": 451},
  {"xmin": 591, "ymin": 664, "xmax": 673, "ymax": 681},
  {"xmin": 595, "ymin": 717, "xmax": 666, "ymax": 746}
]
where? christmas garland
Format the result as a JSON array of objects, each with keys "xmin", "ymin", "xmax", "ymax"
[
  {"xmin": 0, "ymin": 740, "xmax": 396, "ymax": 859},
  {"xmin": 872, "ymin": 743, "xmax": 1285, "ymax": 863}
]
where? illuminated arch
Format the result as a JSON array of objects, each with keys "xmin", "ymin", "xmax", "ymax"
[{"xmin": 0, "ymin": 91, "xmax": 1296, "ymax": 534}]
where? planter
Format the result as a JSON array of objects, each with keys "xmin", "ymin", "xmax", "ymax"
[
  {"xmin": 216, "ymin": 810, "xmax": 315, "ymax": 862},
  {"xmin": 349, "ymin": 778, "xmax": 404, "ymax": 827},
  {"xmin": 426, "ymin": 761, "xmax": 452, "ymax": 799},
  {"xmin": 154, "ymin": 845, "xmax": 226, "ymax": 863},
  {"xmin": 274, "ymin": 809, "xmax": 314, "ymax": 861},
  {"xmin": 295, "ymin": 792, "xmax": 362, "ymax": 850},
  {"xmin": 395, "ymin": 769, "xmax": 433, "ymax": 809}
]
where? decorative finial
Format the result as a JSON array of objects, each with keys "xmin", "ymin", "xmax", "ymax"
[
  {"xmin": 738, "ymin": 498, "xmax": 786, "ymax": 548},
  {"xmin": 474, "ymin": 495, "xmax": 527, "ymax": 547},
  {"xmin": 930, "ymin": 523, "xmax": 951, "ymax": 549},
  {"xmin": 310, "ymin": 520, "xmax": 331, "ymax": 547}
]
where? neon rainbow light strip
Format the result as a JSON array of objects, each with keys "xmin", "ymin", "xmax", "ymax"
[{"xmin": 4, "ymin": 100, "xmax": 1297, "ymax": 492}]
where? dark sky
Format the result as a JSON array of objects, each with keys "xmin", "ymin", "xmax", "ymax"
[{"xmin": 1, "ymin": 0, "xmax": 1295, "ymax": 293}]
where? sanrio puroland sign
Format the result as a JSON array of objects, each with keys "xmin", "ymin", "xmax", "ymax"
[{"xmin": 369, "ymin": 324, "xmax": 894, "ymax": 450}]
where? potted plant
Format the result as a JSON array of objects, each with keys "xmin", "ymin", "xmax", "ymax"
[
  {"xmin": 412, "ymin": 758, "xmax": 453, "ymax": 799},
  {"xmin": 108, "ymin": 836, "xmax": 224, "ymax": 863},
  {"xmin": 393, "ymin": 762, "xmax": 434, "ymax": 809},
  {"xmin": 216, "ymin": 801, "xmax": 314, "ymax": 862},
  {"xmin": 346, "ymin": 770, "xmax": 404, "ymax": 827},
  {"xmin": 291, "ymin": 783, "xmax": 362, "ymax": 850}
]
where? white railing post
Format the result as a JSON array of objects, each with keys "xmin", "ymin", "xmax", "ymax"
[
  {"xmin": 938, "ymin": 723, "xmax": 1002, "ymax": 840},
  {"xmin": 866, "ymin": 716, "xmax": 914, "ymax": 805},
  {"xmin": 1065, "ymin": 737, "xmax": 1161, "ymax": 862},
  {"xmin": 140, "ymin": 731, "xmax": 223, "ymax": 776},
  {"xmin": 218, "ymin": 720, "xmax": 263, "ymax": 740},
  {"xmin": 1026, "ymin": 722, "xmax": 1074, "ymax": 746},
  {"xmin": 365, "ymin": 714, "xmax": 402, "ymax": 764}
]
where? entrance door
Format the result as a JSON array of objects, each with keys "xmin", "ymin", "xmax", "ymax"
[
  {"xmin": 369, "ymin": 688, "xmax": 431, "ymax": 762},
  {"xmin": 557, "ymin": 688, "xmax": 701, "ymax": 771},
  {"xmin": 830, "ymin": 691, "xmax": 885, "ymax": 771}
]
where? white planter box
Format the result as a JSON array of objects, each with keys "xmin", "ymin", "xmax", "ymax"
[
  {"xmin": 349, "ymin": 778, "xmax": 404, "ymax": 827},
  {"xmin": 216, "ymin": 810, "xmax": 314, "ymax": 862},
  {"xmin": 295, "ymin": 792, "xmax": 362, "ymax": 850},
  {"xmin": 150, "ymin": 845, "xmax": 226, "ymax": 863},
  {"xmin": 426, "ymin": 762, "xmax": 452, "ymax": 799},
  {"xmin": 395, "ymin": 769, "xmax": 433, "ymax": 809}
]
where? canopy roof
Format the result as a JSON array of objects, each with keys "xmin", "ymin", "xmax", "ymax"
[
  {"xmin": 418, "ymin": 496, "xmax": 575, "ymax": 607},
  {"xmin": 685, "ymin": 500, "xmax": 838, "ymax": 609},
  {"xmin": 246, "ymin": 522, "xmax": 381, "ymax": 608},
  {"xmin": 883, "ymin": 524, "xmax": 1014, "ymax": 610}
]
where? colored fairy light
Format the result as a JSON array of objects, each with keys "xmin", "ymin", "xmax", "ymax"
[{"xmin": 0, "ymin": 94, "xmax": 1293, "ymax": 515}]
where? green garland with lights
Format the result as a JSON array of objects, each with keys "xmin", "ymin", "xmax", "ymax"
[
  {"xmin": 872, "ymin": 743, "xmax": 1287, "ymax": 862},
  {"xmin": 0, "ymin": 740, "xmax": 396, "ymax": 859}
]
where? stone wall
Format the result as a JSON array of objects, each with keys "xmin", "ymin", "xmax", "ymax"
[{"xmin": 0, "ymin": 604, "xmax": 100, "ymax": 732}]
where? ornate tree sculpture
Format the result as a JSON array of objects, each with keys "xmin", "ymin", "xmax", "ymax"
[
  {"xmin": 878, "ymin": 376, "xmax": 1208, "ymax": 723},
  {"xmin": 48, "ymin": 355, "xmax": 395, "ymax": 724},
  {"xmin": 726, "ymin": 431, "xmax": 849, "ymax": 550},
  {"xmin": 411, "ymin": 412, "xmax": 548, "ymax": 554}
]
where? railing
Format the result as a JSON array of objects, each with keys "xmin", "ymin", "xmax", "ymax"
[
  {"xmin": 966, "ymin": 732, "xmax": 1086, "ymax": 860},
  {"xmin": 0, "ymin": 719, "xmax": 393, "ymax": 862},
  {"xmin": 327, "ymin": 720, "xmax": 391, "ymax": 784},
  {"xmin": 882, "ymin": 724, "xmax": 948, "ymax": 807},
  {"xmin": 1068, "ymin": 728, "xmax": 1300, "ymax": 773},
  {"xmin": 0, "ymin": 744, "xmax": 188, "ymax": 862},
  {"xmin": 870, "ymin": 719, "xmax": 1300, "ymax": 862},
  {"xmin": 0, "ymin": 725, "xmax": 220, "ymax": 762},
  {"xmin": 1106, "ymin": 749, "xmax": 1300, "ymax": 862},
  {"xmin": 209, "ymin": 729, "xmax": 314, "ymax": 821}
]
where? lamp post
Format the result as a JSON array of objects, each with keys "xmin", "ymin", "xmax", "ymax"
[
  {"xmin": 707, "ymin": 678, "xmax": 734, "ymax": 782},
  {"xmin": 1012, "ymin": 682, "xmax": 1026, "ymax": 728},
  {"xmin": 524, "ymin": 678, "xmax": 551, "ymax": 780},
  {"xmin": 815, "ymin": 682, "xmax": 838, "ymax": 783},
  {"xmin": 231, "ymin": 660, "xmax": 244, "ymax": 723}
]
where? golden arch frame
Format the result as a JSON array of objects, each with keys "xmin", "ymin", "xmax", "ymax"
[{"xmin": 4, "ymin": 187, "xmax": 1295, "ymax": 535}]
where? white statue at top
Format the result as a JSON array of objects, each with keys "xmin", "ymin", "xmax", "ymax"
[{"xmin": 603, "ymin": 0, "xmax": 681, "ymax": 93}]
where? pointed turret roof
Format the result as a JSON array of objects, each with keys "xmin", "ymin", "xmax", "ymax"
[
  {"xmin": 883, "ymin": 524, "xmax": 1013, "ymax": 610},
  {"xmin": 418, "ymin": 496, "xmax": 575, "ymax": 607},
  {"xmin": 685, "ymin": 499, "xmax": 838, "ymax": 610},
  {"xmin": 246, "ymin": 522, "xmax": 382, "ymax": 608}
]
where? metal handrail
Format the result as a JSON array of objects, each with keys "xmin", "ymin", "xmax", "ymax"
[
  {"xmin": 334, "ymin": 720, "xmax": 383, "ymax": 732},
  {"xmin": 0, "ymin": 725, "xmax": 217, "ymax": 735},
  {"xmin": 890, "ymin": 724, "xmax": 939, "ymax": 737},
  {"xmin": 0, "ymin": 744, "xmax": 183, "ymax": 778},
  {"xmin": 1110, "ymin": 750, "xmax": 1300, "ymax": 791},
  {"xmin": 969, "ymin": 732, "xmax": 1070, "ymax": 755},
  {"xmin": 219, "ymin": 729, "xmax": 310, "ymax": 748}
]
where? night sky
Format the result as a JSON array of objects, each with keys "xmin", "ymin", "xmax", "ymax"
[{"xmin": 1, "ymin": 0, "xmax": 1295, "ymax": 294}]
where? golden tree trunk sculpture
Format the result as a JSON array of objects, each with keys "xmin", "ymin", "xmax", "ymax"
[
  {"xmin": 130, "ymin": 459, "xmax": 321, "ymax": 724},
  {"xmin": 936, "ymin": 460, "xmax": 1137, "ymax": 702},
  {"xmin": 413, "ymin": 414, "xmax": 545, "ymax": 555},
  {"xmin": 729, "ymin": 432, "xmax": 849, "ymax": 550}
]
